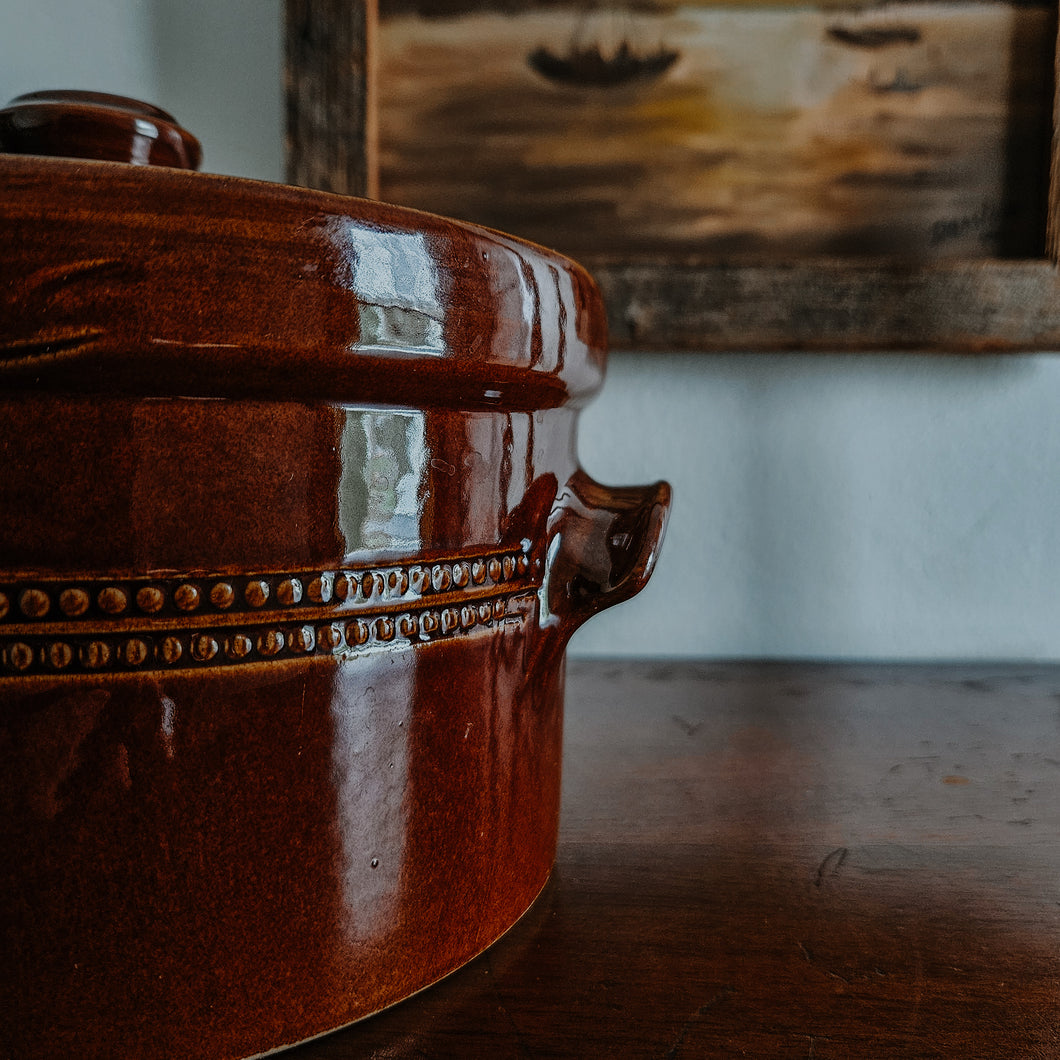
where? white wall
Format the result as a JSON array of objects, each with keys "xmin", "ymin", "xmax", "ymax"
[
  {"xmin": 4, "ymin": 2, "xmax": 1058, "ymax": 661},
  {"xmin": 571, "ymin": 353, "xmax": 1060, "ymax": 660},
  {"xmin": 1, "ymin": 0, "xmax": 159, "ymax": 106},
  {"xmin": 0, "ymin": 0, "xmax": 282, "ymax": 181},
  {"xmin": 147, "ymin": 0, "xmax": 283, "ymax": 181}
]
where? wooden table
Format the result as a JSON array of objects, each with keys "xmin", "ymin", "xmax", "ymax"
[{"xmin": 289, "ymin": 660, "xmax": 1060, "ymax": 1058}]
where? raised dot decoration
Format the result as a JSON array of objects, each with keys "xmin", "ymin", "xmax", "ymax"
[
  {"xmin": 191, "ymin": 635, "xmax": 218, "ymax": 662},
  {"xmin": 123, "ymin": 639, "xmax": 149, "ymax": 667},
  {"xmin": 97, "ymin": 587, "xmax": 128, "ymax": 615},
  {"xmin": 277, "ymin": 579, "xmax": 303, "ymax": 607},
  {"xmin": 258, "ymin": 629, "xmax": 284, "ymax": 656},
  {"xmin": 0, "ymin": 545, "xmax": 534, "ymax": 676},
  {"xmin": 161, "ymin": 637, "xmax": 183, "ymax": 664},
  {"xmin": 210, "ymin": 582, "xmax": 235, "ymax": 610},
  {"xmin": 289, "ymin": 625, "xmax": 315, "ymax": 654},
  {"xmin": 59, "ymin": 588, "xmax": 90, "ymax": 617},
  {"xmin": 308, "ymin": 576, "xmax": 332, "ymax": 604},
  {"xmin": 409, "ymin": 567, "xmax": 429, "ymax": 594},
  {"xmin": 346, "ymin": 620, "xmax": 370, "ymax": 647},
  {"xmin": 19, "ymin": 589, "xmax": 50, "ymax": 620},
  {"xmin": 137, "ymin": 586, "xmax": 165, "ymax": 613},
  {"xmin": 157, "ymin": 635, "xmax": 181, "ymax": 661},
  {"xmin": 317, "ymin": 623, "xmax": 343, "ymax": 652},
  {"xmin": 80, "ymin": 641, "xmax": 111, "ymax": 670},
  {"xmin": 48, "ymin": 642, "xmax": 74, "ymax": 670},
  {"xmin": 362, "ymin": 572, "xmax": 385, "ymax": 600},
  {"xmin": 227, "ymin": 633, "xmax": 254, "ymax": 660},
  {"xmin": 8, "ymin": 642, "xmax": 33, "ymax": 671},
  {"xmin": 245, "ymin": 580, "xmax": 270, "ymax": 608},
  {"xmin": 174, "ymin": 584, "xmax": 202, "ymax": 612}
]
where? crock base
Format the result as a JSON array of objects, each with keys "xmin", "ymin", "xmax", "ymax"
[{"xmin": 247, "ymin": 870, "xmax": 554, "ymax": 1060}]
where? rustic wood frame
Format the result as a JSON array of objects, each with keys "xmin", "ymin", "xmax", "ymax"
[{"xmin": 286, "ymin": 0, "xmax": 1060, "ymax": 352}]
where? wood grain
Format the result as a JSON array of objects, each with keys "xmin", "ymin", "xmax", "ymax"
[
  {"xmin": 1047, "ymin": 2, "xmax": 1060, "ymax": 262},
  {"xmin": 589, "ymin": 258, "xmax": 1060, "ymax": 352},
  {"xmin": 285, "ymin": 0, "xmax": 375, "ymax": 197},
  {"xmin": 285, "ymin": 660, "xmax": 1060, "ymax": 1058}
]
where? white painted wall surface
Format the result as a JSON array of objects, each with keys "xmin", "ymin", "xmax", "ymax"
[
  {"xmin": 3, "ymin": 2, "xmax": 1058, "ymax": 661},
  {"xmin": 148, "ymin": 0, "xmax": 283, "ymax": 182},
  {"xmin": 0, "ymin": 0, "xmax": 283, "ymax": 182},
  {"xmin": 572, "ymin": 353, "xmax": 1060, "ymax": 659},
  {"xmin": 0, "ymin": 0, "xmax": 159, "ymax": 107}
]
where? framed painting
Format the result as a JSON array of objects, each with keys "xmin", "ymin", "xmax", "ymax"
[{"xmin": 286, "ymin": 0, "xmax": 1060, "ymax": 351}]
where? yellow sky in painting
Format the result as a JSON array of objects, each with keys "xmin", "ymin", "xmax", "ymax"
[{"xmin": 379, "ymin": 0, "xmax": 1047, "ymax": 258}]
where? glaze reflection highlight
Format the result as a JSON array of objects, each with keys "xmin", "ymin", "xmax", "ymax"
[
  {"xmin": 330, "ymin": 655, "xmax": 411, "ymax": 946},
  {"xmin": 339, "ymin": 409, "xmax": 427, "ymax": 556},
  {"xmin": 325, "ymin": 220, "xmax": 446, "ymax": 354}
]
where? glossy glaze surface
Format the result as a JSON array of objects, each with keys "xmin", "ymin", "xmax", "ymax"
[
  {"xmin": 0, "ymin": 91, "xmax": 202, "ymax": 169},
  {"xmin": 0, "ymin": 98, "xmax": 669, "ymax": 1059},
  {"xmin": 0, "ymin": 156, "xmax": 606, "ymax": 409}
]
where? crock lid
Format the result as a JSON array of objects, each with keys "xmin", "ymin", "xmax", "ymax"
[{"xmin": 0, "ymin": 93, "xmax": 607, "ymax": 410}]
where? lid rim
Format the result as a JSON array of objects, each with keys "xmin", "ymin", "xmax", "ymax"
[{"xmin": 0, "ymin": 156, "xmax": 608, "ymax": 410}]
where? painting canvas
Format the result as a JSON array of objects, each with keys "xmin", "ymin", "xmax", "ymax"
[{"xmin": 377, "ymin": 0, "xmax": 1055, "ymax": 261}]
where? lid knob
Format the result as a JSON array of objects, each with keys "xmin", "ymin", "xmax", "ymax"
[{"xmin": 0, "ymin": 90, "xmax": 201, "ymax": 169}]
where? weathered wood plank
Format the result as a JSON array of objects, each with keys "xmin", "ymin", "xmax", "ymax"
[
  {"xmin": 284, "ymin": 0, "xmax": 375, "ymax": 197},
  {"xmin": 588, "ymin": 259, "xmax": 1060, "ymax": 351},
  {"xmin": 1046, "ymin": 1, "xmax": 1060, "ymax": 262}
]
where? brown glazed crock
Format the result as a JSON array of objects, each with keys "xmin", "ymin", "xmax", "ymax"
[{"xmin": 0, "ymin": 93, "xmax": 670, "ymax": 1059}]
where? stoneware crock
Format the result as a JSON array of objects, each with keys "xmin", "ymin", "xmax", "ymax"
[{"xmin": 0, "ymin": 92, "xmax": 670, "ymax": 1060}]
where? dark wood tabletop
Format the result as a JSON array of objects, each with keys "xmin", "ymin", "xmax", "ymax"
[{"xmin": 288, "ymin": 660, "xmax": 1060, "ymax": 1059}]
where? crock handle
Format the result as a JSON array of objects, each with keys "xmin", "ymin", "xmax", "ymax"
[{"xmin": 542, "ymin": 470, "xmax": 671, "ymax": 636}]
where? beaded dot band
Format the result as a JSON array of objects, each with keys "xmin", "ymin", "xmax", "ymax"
[
  {"xmin": 0, "ymin": 549, "xmax": 531, "ymax": 624},
  {"xmin": 0, "ymin": 546, "xmax": 537, "ymax": 677}
]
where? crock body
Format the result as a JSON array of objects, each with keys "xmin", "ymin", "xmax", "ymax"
[
  {"xmin": 1, "ymin": 399, "xmax": 587, "ymax": 1058},
  {"xmin": 0, "ymin": 147, "xmax": 669, "ymax": 1059}
]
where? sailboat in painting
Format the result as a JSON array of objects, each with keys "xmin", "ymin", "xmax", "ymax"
[{"xmin": 528, "ymin": 0, "xmax": 678, "ymax": 87}]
